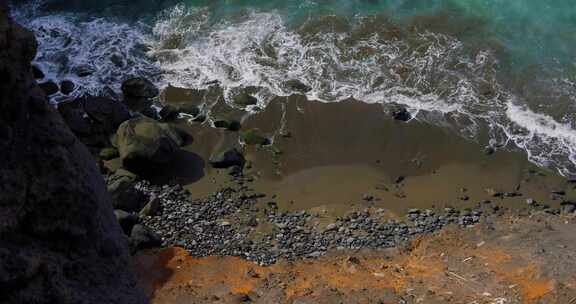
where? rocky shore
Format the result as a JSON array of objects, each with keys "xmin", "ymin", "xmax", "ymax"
[{"xmin": 30, "ymin": 54, "xmax": 576, "ymax": 267}]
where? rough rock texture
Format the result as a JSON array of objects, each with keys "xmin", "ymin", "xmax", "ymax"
[{"xmin": 0, "ymin": 5, "xmax": 146, "ymax": 304}]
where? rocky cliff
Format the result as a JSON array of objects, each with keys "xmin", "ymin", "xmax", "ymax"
[{"xmin": 0, "ymin": 4, "xmax": 146, "ymax": 303}]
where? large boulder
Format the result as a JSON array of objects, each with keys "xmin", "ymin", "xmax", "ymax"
[
  {"xmin": 0, "ymin": 5, "xmax": 145, "ymax": 303},
  {"xmin": 130, "ymin": 224, "xmax": 162, "ymax": 252},
  {"xmin": 116, "ymin": 116, "xmax": 183, "ymax": 174}
]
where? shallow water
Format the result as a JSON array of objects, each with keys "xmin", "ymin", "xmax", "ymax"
[{"xmin": 11, "ymin": 0, "xmax": 576, "ymax": 177}]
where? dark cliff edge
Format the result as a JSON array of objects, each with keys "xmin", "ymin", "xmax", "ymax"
[{"xmin": 0, "ymin": 4, "xmax": 146, "ymax": 304}]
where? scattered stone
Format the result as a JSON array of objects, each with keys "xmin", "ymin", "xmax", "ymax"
[
  {"xmin": 228, "ymin": 120, "xmax": 242, "ymax": 132},
  {"xmin": 60, "ymin": 80, "xmax": 75, "ymax": 95},
  {"xmin": 209, "ymin": 148, "xmax": 245, "ymax": 169},
  {"xmin": 395, "ymin": 176, "xmax": 405, "ymax": 184},
  {"xmin": 526, "ymin": 198, "xmax": 537, "ymax": 206},
  {"xmin": 39, "ymin": 81, "xmax": 59, "ymax": 96},
  {"xmin": 484, "ymin": 146, "xmax": 495, "ymax": 155}
]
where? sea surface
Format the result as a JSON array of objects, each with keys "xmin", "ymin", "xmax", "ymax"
[{"xmin": 11, "ymin": 0, "xmax": 576, "ymax": 177}]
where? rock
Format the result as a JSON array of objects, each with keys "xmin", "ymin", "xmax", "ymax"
[
  {"xmin": 232, "ymin": 92, "xmax": 258, "ymax": 106},
  {"xmin": 526, "ymin": 198, "xmax": 537, "ymax": 206},
  {"xmin": 209, "ymin": 148, "xmax": 245, "ymax": 169},
  {"xmin": 228, "ymin": 120, "xmax": 242, "ymax": 131},
  {"xmin": 484, "ymin": 146, "xmax": 495, "ymax": 155},
  {"xmin": 130, "ymin": 224, "xmax": 162, "ymax": 252},
  {"xmin": 115, "ymin": 210, "xmax": 138, "ymax": 235},
  {"xmin": 213, "ymin": 119, "xmax": 230, "ymax": 129},
  {"xmin": 285, "ymin": 79, "xmax": 312, "ymax": 93},
  {"xmin": 73, "ymin": 64, "xmax": 94, "ymax": 77},
  {"xmin": 0, "ymin": 6, "xmax": 145, "ymax": 303},
  {"xmin": 107, "ymin": 171, "xmax": 148, "ymax": 212},
  {"xmin": 32, "ymin": 65, "xmax": 44, "ymax": 79},
  {"xmin": 38, "ymin": 80, "xmax": 59, "ymax": 96},
  {"xmin": 240, "ymin": 129, "xmax": 270, "ymax": 146},
  {"xmin": 391, "ymin": 106, "xmax": 411, "ymax": 121},
  {"xmin": 561, "ymin": 202, "xmax": 576, "ymax": 214},
  {"xmin": 59, "ymin": 80, "xmax": 75, "ymax": 95},
  {"xmin": 99, "ymin": 147, "xmax": 119, "ymax": 160},
  {"xmin": 116, "ymin": 117, "xmax": 183, "ymax": 174},
  {"xmin": 159, "ymin": 105, "xmax": 180, "ymax": 121},
  {"xmin": 58, "ymin": 97, "xmax": 131, "ymax": 147},
  {"xmin": 172, "ymin": 102, "xmax": 200, "ymax": 117},
  {"xmin": 121, "ymin": 77, "xmax": 159, "ymax": 99},
  {"xmin": 139, "ymin": 195, "xmax": 161, "ymax": 217}
]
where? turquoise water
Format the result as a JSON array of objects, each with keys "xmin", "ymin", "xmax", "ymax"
[{"xmin": 12, "ymin": 0, "xmax": 576, "ymax": 177}]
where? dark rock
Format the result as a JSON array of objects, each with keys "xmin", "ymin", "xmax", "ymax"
[
  {"xmin": 228, "ymin": 120, "xmax": 242, "ymax": 131},
  {"xmin": 285, "ymin": 79, "xmax": 312, "ymax": 93},
  {"xmin": 99, "ymin": 147, "xmax": 119, "ymax": 160},
  {"xmin": 0, "ymin": 7, "xmax": 145, "ymax": 303},
  {"xmin": 59, "ymin": 80, "xmax": 75, "ymax": 95},
  {"xmin": 170, "ymin": 102, "xmax": 200, "ymax": 117},
  {"xmin": 130, "ymin": 224, "xmax": 162, "ymax": 252},
  {"xmin": 484, "ymin": 146, "xmax": 495, "ymax": 155},
  {"xmin": 32, "ymin": 65, "xmax": 44, "ymax": 79},
  {"xmin": 213, "ymin": 120, "xmax": 230, "ymax": 129},
  {"xmin": 232, "ymin": 92, "xmax": 258, "ymax": 106},
  {"xmin": 115, "ymin": 210, "xmax": 138, "ymax": 235},
  {"xmin": 116, "ymin": 117, "xmax": 183, "ymax": 174},
  {"xmin": 107, "ymin": 170, "xmax": 148, "ymax": 212},
  {"xmin": 121, "ymin": 77, "xmax": 159, "ymax": 99},
  {"xmin": 73, "ymin": 64, "xmax": 95, "ymax": 77},
  {"xmin": 240, "ymin": 129, "xmax": 270, "ymax": 146},
  {"xmin": 159, "ymin": 105, "xmax": 180, "ymax": 121},
  {"xmin": 391, "ymin": 106, "xmax": 411, "ymax": 121},
  {"xmin": 139, "ymin": 195, "xmax": 161, "ymax": 217},
  {"xmin": 210, "ymin": 148, "xmax": 245, "ymax": 169},
  {"xmin": 38, "ymin": 81, "xmax": 59, "ymax": 96},
  {"xmin": 59, "ymin": 96, "xmax": 131, "ymax": 148}
]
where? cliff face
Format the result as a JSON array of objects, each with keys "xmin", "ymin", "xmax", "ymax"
[{"xmin": 0, "ymin": 4, "xmax": 146, "ymax": 304}]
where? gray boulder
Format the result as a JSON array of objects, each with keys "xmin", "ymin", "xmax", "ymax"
[{"xmin": 116, "ymin": 116, "xmax": 183, "ymax": 174}]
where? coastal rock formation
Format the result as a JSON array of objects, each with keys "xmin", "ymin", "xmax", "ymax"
[{"xmin": 0, "ymin": 5, "xmax": 146, "ymax": 303}]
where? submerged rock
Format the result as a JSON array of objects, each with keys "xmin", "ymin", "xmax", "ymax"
[
  {"xmin": 38, "ymin": 80, "xmax": 58, "ymax": 96},
  {"xmin": 240, "ymin": 129, "xmax": 270, "ymax": 146},
  {"xmin": 391, "ymin": 106, "xmax": 412, "ymax": 122},
  {"xmin": 209, "ymin": 148, "xmax": 245, "ymax": 168},
  {"xmin": 233, "ymin": 92, "xmax": 258, "ymax": 106},
  {"xmin": 285, "ymin": 79, "xmax": 312, "ymax": 93},
  {"xmin": 59, "ymin": 80, "xmax": 75, "ymax": 95},
  {"xmin": 116, "ymin": 116, "xmax": 183, "ymax": 173},
  {"xmin": 122, "ymin": 77, "xmax": 159, "ymax": 99}
]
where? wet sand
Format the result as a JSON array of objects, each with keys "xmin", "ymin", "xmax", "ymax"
[{"xmin": 156, "ymin": 86, "xmax": 575, "ymax": 215}]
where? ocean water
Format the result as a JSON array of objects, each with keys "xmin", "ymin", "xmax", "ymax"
[{"xmin": 11, "ymin": 0, "xmax": 576, "ymax": 177}]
